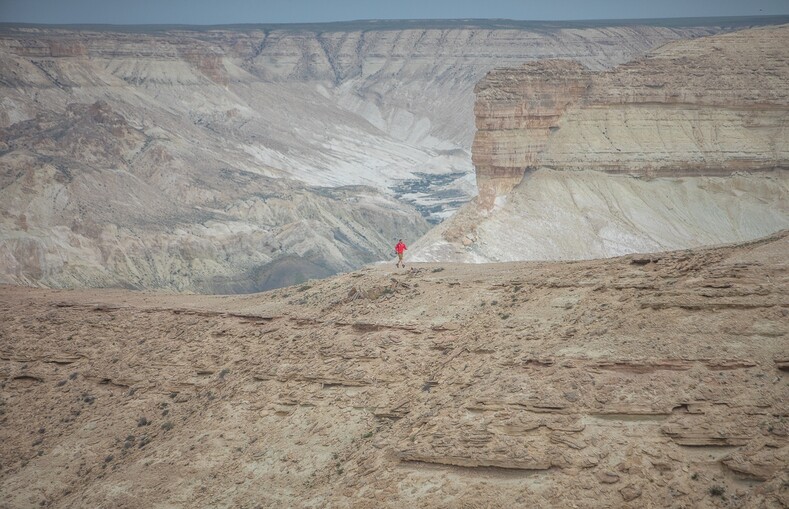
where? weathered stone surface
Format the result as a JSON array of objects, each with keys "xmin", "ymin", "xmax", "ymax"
[{"xmin": 0, "ymin": 230, "xmax": 786, "ymax": 507}]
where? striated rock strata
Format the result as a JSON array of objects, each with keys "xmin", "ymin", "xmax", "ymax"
[
  {"xmin": 0, "ymin": 231, "xmax": 786, "ymax": 507},
  {"xmin": 473, "ymin": 24, "xmax": 789, "ymax": 208}
]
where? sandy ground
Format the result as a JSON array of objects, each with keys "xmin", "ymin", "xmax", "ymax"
[{"xmin": 0, "ymin": 232, "xmax": 787, "ymax": 508}]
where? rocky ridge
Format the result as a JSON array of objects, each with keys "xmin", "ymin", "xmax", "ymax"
[{"xmin": 0, "ymin": 231, "xmax": 786, "ymax": 507}]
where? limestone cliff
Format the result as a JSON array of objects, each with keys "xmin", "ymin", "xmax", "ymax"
[{"xmin": 473, "ymin": 24, "xmax": 789, "ymax": 208}]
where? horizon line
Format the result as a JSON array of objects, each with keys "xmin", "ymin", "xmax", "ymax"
[{"xmin": 1, "ymin": 14, "xmax": 788, "ymax": 29}]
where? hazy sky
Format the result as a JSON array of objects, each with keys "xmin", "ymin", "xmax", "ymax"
[{"xmin": 1, "ymin": 0, "xmax": 787, "ymax": 25}]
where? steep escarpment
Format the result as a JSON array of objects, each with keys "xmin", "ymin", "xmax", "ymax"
[
  {"xmin": 472, "ymin": 24, "xmax": 789, "ymax": 207},
  {"xmin": 0, "ymin": 231, "xmax": 786, "ymax": 507},
  {"xmin": 3, "ymin": 19, "xmax": 752, "ymax": 291},
  {"xmin": 412, "ymin": 25, "xmax": 789, "ymax": 263}
]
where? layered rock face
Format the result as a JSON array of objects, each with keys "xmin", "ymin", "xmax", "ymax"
[
  {"xmin": 473, "ymin": 24, "xmax": 789, "ymax": 207},
  {"xmin": 411, "ymin": 25, "xmax": 789, "ymax": 263},
  {"xmin": 473, "ymin": 60, "xmax": 590, "ymax": 207},
  {"xmin": 1, "ymin": 232, "xmax": 787, "ymax": 507},
  {"xmin": 3, "ymin": 19, "xmax": 750, "ymax": 291}
]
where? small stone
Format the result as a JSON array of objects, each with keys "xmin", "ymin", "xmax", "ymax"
[
  {"xmin": 597, "ymin": 470, "xmax": 620, "ymax": 484},
  {"xmin": 620, "ymin": 484, "xmax": 642, "ymax": 501}
]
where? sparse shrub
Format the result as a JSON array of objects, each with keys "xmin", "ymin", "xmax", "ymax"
[
  {"xmin": 68, "ymin": 372, "xmax": 78, "ymax": 380},
  {"xmin": 362, "ymin": 431, "xmax": 373, "ymax": 439},
  {"xmin": 219, "ymin": 368, "xmax": 230, "ymax": 380},
  {"xmin": 56, "ymin": 380, "xmax": 67, "ymax": 387},
  {"xmin": 298, "ymin": 284, "xmax": 311, "ymax": 292},
  {"xmin": 691, "ymin": 473, "xmax": 698, "ymax": 480},
  {"xmin": 499, "ymin": 313, "xmax": 511, "ymax": 319},
  {"xmin": 104, "ymin": 454, "xmax": 114, "ymax": 463},
  {"xmin": 137, "ymin": 416, "xmax": 149, "ymax": 427},
  {"xmin": 431, "ymin": 267, "xmax": 444, "ymax": 273},
  {"xmin": 491, "ymin": 300, "xmax": 498, "ymax": 305},
  {"xmin": 709, "ymin": 485, "xmax": 725, "ymax": 497},
  {"xmin": 161, "ymin": 422, "xmax": 174, "ymax": 431}
]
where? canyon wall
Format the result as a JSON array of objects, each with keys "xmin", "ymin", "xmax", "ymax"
[
  {"xmin": 473, "ymin": 24, "xmax": 789, "ymax": 208},
  {"xmin": 412, "ymin": 24, "xmax": 789, "ymax": 263}
]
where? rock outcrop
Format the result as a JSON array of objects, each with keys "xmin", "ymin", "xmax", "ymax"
[
  {"xmin": 1, "ymin": 231, "xmax": 786, "ymax": 507},
  {"xmin": 473, "ymin": 24, "xmax": 789, "ymax": 208}
]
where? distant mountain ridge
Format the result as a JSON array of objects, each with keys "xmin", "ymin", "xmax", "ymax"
[{"xmin": 2, "ymin": 15, "xmax": 788, "ymax": 32}]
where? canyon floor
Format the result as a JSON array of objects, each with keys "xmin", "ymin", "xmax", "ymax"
[{"xmin": 1, "ymin": 232, "xmax": 787, "ymax": 508}]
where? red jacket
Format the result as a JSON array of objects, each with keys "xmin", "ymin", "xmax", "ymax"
[{"xmin": 395, "ymin": 242, "xmax": 407, "ymax": 254}]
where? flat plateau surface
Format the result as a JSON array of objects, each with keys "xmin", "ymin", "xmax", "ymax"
[{"xmin": 1, "ymin": 232, "xmax": 787, "ymax": 507}]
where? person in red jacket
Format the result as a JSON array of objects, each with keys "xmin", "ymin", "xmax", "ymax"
[{"xmin": 395, "ymin": 239, "xmax": 407, "ymax": 268}]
